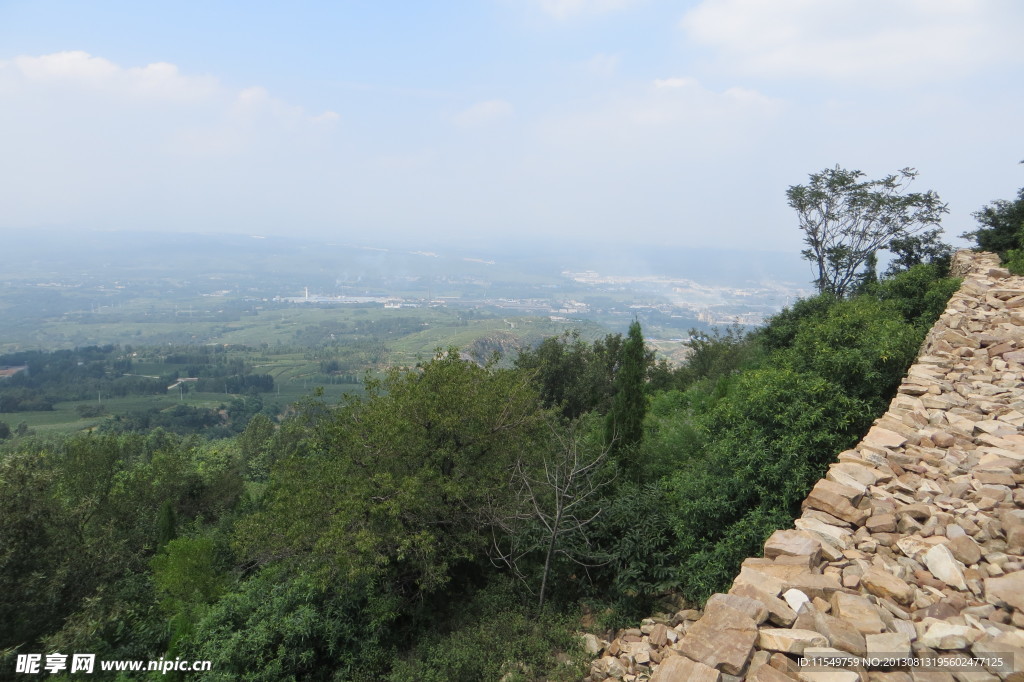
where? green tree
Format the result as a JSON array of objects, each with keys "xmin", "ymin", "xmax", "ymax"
[
  {"xmin": 675, "ymin": 324, "xmax": 755, "ymax": 389},
  {"xmin": 962, "ymin": 183, "xmax": 1024, "ymax": 272},
  {"xmin": 780, "ymin": 296, "xmax": 923, "ymax": 409},
  {"xmin": 151, "ymin": 534, "xmax": 227, "ymax": 654},
  {"xmin": 238, "ymin": 412, "xmax": 276, "ymax": 481},
  {"xmin": 156, "ymin": 499, "xmax": 177, "ymax": 549},
  {"xmin": 515, "ymin": 331, "xmax": 623, "ymax": 420},
  {"xmin": 962, "ymin": 186, "xmax": 1024, "ymax": 255},
  {"xmin": 787, "ymin": 165, "xmax": 948, "ymax": 297},
  {"xmin": 884, "ymin": 228, "xmax": 953, "ymax": 276},
  {"xmin": 604, "ymin": 321, "xmax": 647, "ymax": 458},
  {"xmin": 236, "ymin": 349, "xmax": 549, "ymax": 595}
]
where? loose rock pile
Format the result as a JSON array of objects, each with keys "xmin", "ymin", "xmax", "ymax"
[{"xmin": 584, "ymin": 252, "xmax": 1024, "ymax": 681}]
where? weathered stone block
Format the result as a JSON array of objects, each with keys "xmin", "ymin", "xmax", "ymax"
[{"xmin": 676, "ymin": 602, "xmax": 758, "ymax": 676}]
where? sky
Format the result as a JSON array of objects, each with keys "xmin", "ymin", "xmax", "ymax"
[{"xmin": 1, "ymin": 0, "xmax": 1022, "ymax": 253}]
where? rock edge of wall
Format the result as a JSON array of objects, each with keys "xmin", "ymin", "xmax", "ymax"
[{"xmin": 584, "ymin": 251, "xmax": 1024, "ymax": 682}]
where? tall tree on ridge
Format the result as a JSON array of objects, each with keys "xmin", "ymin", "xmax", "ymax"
[{"xmin": 605, "ymin": 320, "xmax": 647, "ymax": 463}]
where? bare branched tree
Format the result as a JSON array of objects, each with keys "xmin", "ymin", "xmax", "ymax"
[{"xmin": 489, "ymin": 418, "xmax": 614, "ymax": 611}]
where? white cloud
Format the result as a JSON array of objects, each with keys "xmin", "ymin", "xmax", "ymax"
[
  {"xmin": 1, "ymin": 51, "xmax": 337, "ymax": 122},
  {"xmin": 653, "ymin": 76, "xmax": 698, "ymax": 89},
  {"xmin": 454, "ymin": 99, "xmax": 513, "ymax": 126},
  {"xmin": 0, "ymin": 51, "xmax": 339, "ymax": 162},
  {"xmin": 680, "ymin": 0, "xmax": 1024, "ymax": 82},
  {"xmin": 534, "ymin": 0, "xmax": 642, "ymax": 20},
  {"xmin": 9, "ymin": 51, "xmax": 218, "ymax": 101}
]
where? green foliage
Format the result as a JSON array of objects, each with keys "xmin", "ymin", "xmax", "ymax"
[
  {"xmin": 492, "ymin": 414, "xmax": 614, "ymax": 611},
  {"xmin": 387, "ymin": 581, "xmax": 585, "ymax": 682},
  {"xmin": 754, "ymin": 293, "xmax": 839, "ymax": 352},
  {"xmin": 677, "ymin": 506, "xmax": 794, "ymax": 602},
  {"xmin": 675, "ymin": 324, "xmax": 757, "ymax": 390},
  {"xmin": 237, "ymin": 349, "xmax": 548, "ymax": 595},
  {"xmin": 0, "ymin": 430, "xmax": 245, "ymax": 653},
  {"xmin": 180, "ymin": 565, "xmax": 398, "ymax": 681},
  {"xmin": 884, "ymin": 228, "xmax": 952, "ymax": 276},
  {"xmin": 1004, "ymin": 249, "xmax": 1024, "ymax": 276},
  {"xmin": 779, "ymin": 297, "xmax": 924, "ymax": 408},
  {"xmin": 75, "ymin": 403, "xmax": 108, "ymax": 418},
  {"xmin": 587, "ymin": 480, "xmax": 681, "ymax": 600},
  {"xmin": 961, "ymin": 186, "xmax": 1024, "ymax": 258},
  {"xmin": 636, "ymin": 390, "xmax": 702, "ymax": 480},
  {"xmin": 152, "ymin": 534, "xmax": 228, "ymax": 655},
  {"xmin": 666, "ymin": 368, "xmax": 867, "ymax": 601},
  {"xmin": 864, "ymin": 264, "xmax": 961, "ymax": 328},
  {"xmin": 152, "ymin": 536, "xmax": 226, "ymax": 609},
  {"xmin": 0, "ymin": 452, "xmax": 71, "ymax": 647},
  {"xmin": 514, "ymin": 330, "xmax": 622, "ymax": 420}
]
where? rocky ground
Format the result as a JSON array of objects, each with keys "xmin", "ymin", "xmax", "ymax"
[{"xmin": 583, "ymin": 252, "xmax": 1024, "ymax": 682}]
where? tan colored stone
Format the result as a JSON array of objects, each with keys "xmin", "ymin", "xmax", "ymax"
[
  {"xmin": 971, "ymin": 632, "xmax": 1024, "ymax": 677},
  {"xmin": 796, "ymin": 515, "xmax": 853, "ymax": 541},
  {"xmin": 793, "ymin": 606, "xmax": 867, "ymax": 656},
  {"xmin": 676, "ymin": 601, "xmax": 757, "ymax": 676},
  {"xmin": 865, "ymin": 514, "xmax": 897, "ymax": 533},
  {"xmin": 730, "ymin": 582, "xmax": 798, "ymax": 627},
  {"xmin": 919, "ymin": 622, "xmax": 974, "ymax": 650},
  {"xmin": 649, "ymin": 623, "xmax": 669, "ymax": 648},
  {"xmin": 923, "ymin": 544, "xmax": 968, "ymax": 591},
  {"xmin": 758, "ymin": 628, "xmax": 828, "ymax": 655},
  {"xmin": 582, "ymin": 633, "xmax": 603, "ymax": 656},
  {"xmin": 649, "ymin": 654, "xmax": 721, "ymax": 682},
  {"xmin": 936, "ymin": 329, "xmax": 980, "ymax": 349},
  {"xmin": 734, "ymin": 566, "xmax": 785, "ymax": 597},
  {"xmin": 747, "ymin": 663, "xmax": 796, "ymax": 682},
  {"xmin": 861, "ymin": 569, "xmax": 916, "ymax": 605},
  {"xmin": 984, "ymin": 571, "xmax": 1024, "ymax": 610},
  {"xmin": 1001, "ymin": 509, "xmax": 1024, "ymax": 554},
  {"xmin": 764, "ymin": 530, "xmax": 822, "ymax": 562},
  {"xmin": 784, "ymin": 573, "xmax": 845, "ymax": 602},
  {"xmin": 769, "ymin": 651, "xmax": 801, "ymax": 676},
  {"xmin": 944, "ymin": 535, "xmax": 982, "ymax": 566},
  {"xmin": 831, "ymin": 592, "xmax": 884, "ymax": 634},
  {"xmin": 704, "ymin": 593, "xmax": 768, "ymax": 626},
  {"xmin": 865, "ymin": 632, "xmax": 911, "ymax": 659},
  {"xmin": 803, "ymin": 480, "xmax": 870, "ymax": 525},
  {"xmin": 783, "ymin": 588, "xmax": 811, "ymax": 614},
  {"xmin": 863, "ymin": 426, "xmax": 909, "ymax": 448}
]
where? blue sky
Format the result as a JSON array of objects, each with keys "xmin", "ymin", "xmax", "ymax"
[{"xmin": 1, "ymin": 0, "xmax": 1022, "ymax": 252}]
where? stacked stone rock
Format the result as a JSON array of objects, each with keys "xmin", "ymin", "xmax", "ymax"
[{"xmin": 584, "ymin": 252, "xmax": 1024, "ymax": 682}]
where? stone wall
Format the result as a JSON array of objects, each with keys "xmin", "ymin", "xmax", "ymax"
[{"xmin": 585, "ymin": 251, "xmax": 1024, "ymax": 682}]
